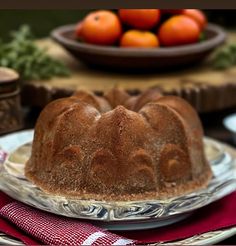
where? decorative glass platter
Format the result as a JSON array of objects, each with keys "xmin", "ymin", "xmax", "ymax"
[
  {"xmin": 0, "ymin": 233, "xmax": 24, "ymax": 245},
  {"xmin": 0, "ymin": 130, "xmax": 236, "ymax": 231}
]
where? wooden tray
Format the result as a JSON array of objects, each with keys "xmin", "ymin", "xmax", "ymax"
[{"xmin": 21, "ymin": 35, "xmax": 236, "ymax": 113}]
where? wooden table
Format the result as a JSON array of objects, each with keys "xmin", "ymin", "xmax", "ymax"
[{"xmin": 21, "ymin": 32, "xmax": 236, "ymax": 113}]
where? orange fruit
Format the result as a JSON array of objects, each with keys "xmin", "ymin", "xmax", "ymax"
[
  {"xmin": 158, "ymin": 15, "xmax": 201, "ymax": 46},
  {"xmin": 119, "ymin": 9, "xmax": 161, "ymax": 30},
  {"xmin": 182, "ymin": 9, "xmax": 207, "ymax": 30},
  {"xmin": 120, "ymin": 30, "xmax": 159, "ymax": 48},
  {"xmin": 77, "ymin": 10, "xmax": 122, "ymax": 45}
]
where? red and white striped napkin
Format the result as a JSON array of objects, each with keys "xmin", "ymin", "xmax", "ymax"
[{"xmin": 0, "ymin": 198, "xmax": 135, "ymax": 245}]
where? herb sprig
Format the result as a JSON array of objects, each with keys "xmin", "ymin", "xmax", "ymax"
[
  {"xmin": 0, "ymin": 25, "xmax": 70, "ymax": 81},
  {"xmin": 212, "ymin": 43, "xmax": 236, "ymax": 70}
]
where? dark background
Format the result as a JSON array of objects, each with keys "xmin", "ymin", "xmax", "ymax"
[{"xmin": 0, "ymin": 10, "xmax": 236, "ymax": 39}]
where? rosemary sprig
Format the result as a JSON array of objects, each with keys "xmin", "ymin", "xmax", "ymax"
[{"xmin": 0, "ymin": 25, "xmax": 70, "ymax": 81}]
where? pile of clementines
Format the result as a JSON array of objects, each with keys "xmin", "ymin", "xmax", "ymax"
[{"xmin": 75, "ymin": 9, "xmax": 207, "ymax": 48}]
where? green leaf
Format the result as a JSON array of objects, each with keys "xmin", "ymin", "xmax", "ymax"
[
  {"xmin": 0, "ymin": 25, "xmax": 70, "ymax": 81},
  {"xmin": 212, "ymin": 43, "xmax": 236, "ymax": 70}
]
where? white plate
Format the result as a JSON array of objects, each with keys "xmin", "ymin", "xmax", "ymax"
[
  {"xmin": 0, "ymin": 226, "xmax": 235, "ymax": 245},
  {"xmin": 223, "ymin": 113, "xmax": 236, "ymax": 133},
  {"xmin": 0, "ymin": 233, "xmax": 24, "ymax": 245},
  {"xmin": 161, "ymin": 226, "xmax": 236, "ymax": 245},
  {"xmin": 0, "ymin": 130, "xmax": 236, "ymax": 231},
  {"xmin": 223, "ymin": 113, "xmax": 236, "ymax": 144}
]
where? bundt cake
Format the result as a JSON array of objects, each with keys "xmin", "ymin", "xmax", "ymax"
[{"xmin": 25, "ymin": 88, "xmax": 212, "ymax": 201}]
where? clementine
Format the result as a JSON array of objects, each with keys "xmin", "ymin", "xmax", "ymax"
[
  {"xmin": 119, "ymin": 9, "xmax": 161, "ymax": 30},
  {"xmin": 182, "ymin": 9, "xmax": 207, "ymax": 30},
  {"xmin": 120, "ymin": 30, "xmax": 159, "ymax": 48},
  {"xmin": 158, "ymin": 15, "xmax": 201, "ymax": 46},
  {"xmin": 77, "ymin": 10, "xmax": 122, "ymax": 45}
]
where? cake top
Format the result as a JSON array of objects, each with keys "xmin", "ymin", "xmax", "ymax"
[{"xmin": 73, "ymin": 87, "xmax": 163, "ymax": 113}]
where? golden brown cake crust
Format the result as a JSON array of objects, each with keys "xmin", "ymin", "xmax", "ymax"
[{"xmin": 25, "ymin": 88, "xmax": 212, "ymax": 201}]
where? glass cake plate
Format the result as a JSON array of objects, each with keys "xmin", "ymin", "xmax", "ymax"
[{"xmin": 0, "ymin": 130, "xmax": 236, "ymax": 231}]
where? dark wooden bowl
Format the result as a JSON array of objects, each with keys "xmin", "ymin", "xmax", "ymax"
[{"xmin": 51, "ymin": 23, "xmax": 226, "ymax": 71}]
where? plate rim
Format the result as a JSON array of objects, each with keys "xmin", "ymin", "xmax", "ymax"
[
  {"xmin": 223, "ymin": 113, "xmax": 236, "ymax": 133},
  {"xmin": 159, "ymin": 226, "xmax": 236, "ymax": 245},
  {"xmin": 0, "ymin": 226, "xmax": 235, "ymax": 245}
]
